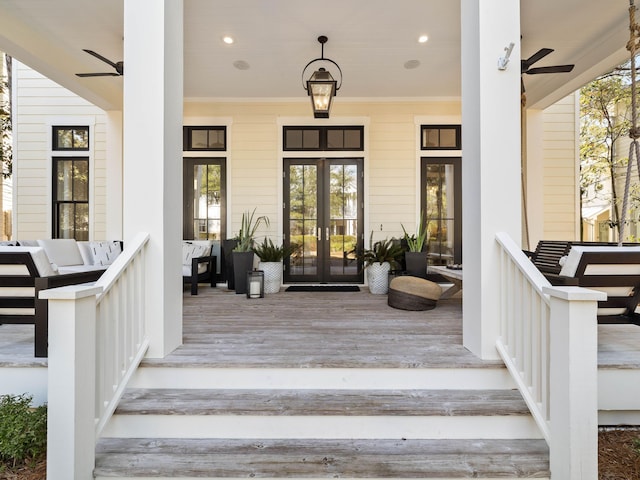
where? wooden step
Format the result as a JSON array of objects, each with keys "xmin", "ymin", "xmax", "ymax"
[
  {"xmin": 102, "ymin": 388, "xmax": 542, "ymax": 440},
  {"xmin": 94, "ymin": 437, "xmax": 550, "ymax": 478},
  {"xmin": 115, "ymin": 388, "xmax": 530, "ymax": 416}
]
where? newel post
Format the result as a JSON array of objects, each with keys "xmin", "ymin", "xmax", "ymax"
[
  {"xmin": 41, "ymin": 284, "xmax": 103, "ymax": 480},
  {"xmin": 543, "ymin": 286, "xmax": 605, "ymax": 480}
]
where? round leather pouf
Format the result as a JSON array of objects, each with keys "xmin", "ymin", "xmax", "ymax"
[{"xmin": 388, "ymin": 276, "xmax": 442, "ymax": 311}]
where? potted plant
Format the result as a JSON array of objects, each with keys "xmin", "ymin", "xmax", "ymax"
[
  {"xmin": 254, "ymin": 238, "xmax": 296, "ymax": 294},
  {"xmin": 401, "ymin": 213, "xmax": 429, "ymax": 278},
  {"xmin": 232, "ymin": 209, "xmax": 269, "ymax": 294},
  {"xmin": 360, "ymin": 232, "xmax": 404, "ymax": 294}
]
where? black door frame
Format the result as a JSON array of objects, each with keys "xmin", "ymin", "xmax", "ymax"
[
  {"xmin": 182, "ymin": 157, "xmax": 227, "ymax": 240},
  {"xmin": 283, "ymin": 157, "xmax": 364, "ymax": 283},
  {"xmin": 421, "ymin": 156, "xmax": 462, "ymax": 265}
]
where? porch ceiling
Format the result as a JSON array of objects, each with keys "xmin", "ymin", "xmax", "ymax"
[{"xmin": 0, "ymin": 0, "xmax": 630, "ymax": 111}]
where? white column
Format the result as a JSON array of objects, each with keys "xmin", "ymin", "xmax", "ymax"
[
  {"xmin": 105, "ymin": 110, "xmax": 123, "ymax": 240},
  {"xmin": 461, "ymin": 0, "xmax": 522, "ymax": 359},
  {"xmin": 123, "ymin": 0, "xmax": 183, "ymax": 357}
]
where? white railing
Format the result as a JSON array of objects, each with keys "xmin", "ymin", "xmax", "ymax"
[
  {"xmin": 42, "ymin": 232, "xmax": 150, "ymax": 480},
  {"xmin": 495, "ymin": 232, "xmax": 603, "ymax": 480}
]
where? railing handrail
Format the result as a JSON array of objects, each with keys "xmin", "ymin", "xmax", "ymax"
[
  {"xmin": 495, "ymin": 232, "xmax": 551, "ymax": 300},
  {"xmin": 94, "ymin": 232, "xmax": 150, "ymax": 302}
]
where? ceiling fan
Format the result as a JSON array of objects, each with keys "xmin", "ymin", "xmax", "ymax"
[
  {"xmin": 76, "ymin": 49, "xmax": 123, "ymax": 77},
  {"xmin": 521, "ymin": 48, "xmax": 574, "ymax": 92}
]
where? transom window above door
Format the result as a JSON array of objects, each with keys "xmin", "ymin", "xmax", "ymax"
[
  {"xmin": 420, "ymin": 125, "xmax": 461, "ymax": 150},
  {"xmin": 283, "ymin": 126, "xmax": 364, "ymax": 151},
  {"xmin": 183, "ymin": 126, "xmax": 226, "ymax": 151}
]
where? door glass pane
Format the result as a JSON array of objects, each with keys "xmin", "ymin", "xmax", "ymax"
[
  {"xmin": 329, "ymin": 164, "xmax": 358, "ymax": 275},
  {"xmin": 58, "ymin": 203, "xmax": 74, "ymax": 239},
  {"xmin": 192, "ymin": 164, "xmax": 221, "ymax": 240},
  {"xmin": 57, "ymin": 160, "xmax": 74, "ymax": 201},
  {"xmin": 289, "ymin": 164, "xmax": 317, "ymax": 275},
  {"xmin": 73, "ymin": 160, "xmax": 89, "ymax": 201},
  {"xmin": 425, "ymin": 163, "xmax": 455, "ymax": 265},
  {"xmin": 75, "ymin": 203, "xmax": 89, "ymax": 240}
]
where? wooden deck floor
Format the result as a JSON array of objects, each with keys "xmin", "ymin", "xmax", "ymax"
[{"xmin": 2, "ymin": 286, "xmax": 640, "ymax": 368}]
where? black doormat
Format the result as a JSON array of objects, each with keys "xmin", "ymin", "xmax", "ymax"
[{"xmin": 285, "ymin": 285, "xmax": 360, "ymax": 292}]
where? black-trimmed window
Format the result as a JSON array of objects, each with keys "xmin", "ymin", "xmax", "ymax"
[
  {"xmin": 53, "ymin": 157, "xmax": 89, "ymax": 240},
  {"xmin": 184, "ymin": 126, "xmax": 226, "ymax": 151},
  {"xmin": 283, "ymin": 126, "xmax": 364, "ymax": 151},
  {"xmin": 52, "ymin": 126, "xmax": 89, "ymax": 151},
  {"xmin": 420, "ymin": 125, "xmax": 461, "ymax": 150},
  {"xmin": 183, "ymin": 158, "xmax": 226, "ymax": 241}
]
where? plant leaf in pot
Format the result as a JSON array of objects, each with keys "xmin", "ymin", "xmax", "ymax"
[
  {"xmin": 401, "ymin": 214, "xmax": 429, "ymax": 278},
  {"xmin": 232, "ymin": 209, "xmax": 270, "ymax": 294},
  {"xmin": 233, "ymin": 208, "xmax": 270, "ymax": 252},
  {"xmin": 357, "ymin": 231, "xmax": 404, "ymax": 294},
  {"xmin": 254, "ymin": 238, "xmax": 299, "ymax": 294}
]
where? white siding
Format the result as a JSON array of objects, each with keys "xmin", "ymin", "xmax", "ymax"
[
  {"xmin": 542, "ymin": 93, "xmax": 579, "ymax": 240},
  {"xmin": 13, "ymin": 61, "xmax": 108, "ymax": 240}
]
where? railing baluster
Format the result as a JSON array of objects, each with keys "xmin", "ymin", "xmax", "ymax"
[{"xmin": 495, "ymin": 232, "xmax": 602, "ymax": 480}]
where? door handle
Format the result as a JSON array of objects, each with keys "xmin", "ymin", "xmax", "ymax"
[
  {"xmin": 317, "ymin": 227, "xmax": 322, "ymax": 240},
  {"xmin": 326, "ymin": 227, "xmax": 329, "ymax": 240}
]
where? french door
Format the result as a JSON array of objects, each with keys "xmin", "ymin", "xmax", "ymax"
[{"xmin": 283, "ymin": 158, "xmax": 364, "ymax": 283}]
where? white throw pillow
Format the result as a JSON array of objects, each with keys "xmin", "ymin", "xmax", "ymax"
[
  {"xmin": 90, "ymin": 241, "xmax": 122, "ymax": 266},
  {"xmin": 182, "ymin": 242, "xmax": 210, "ymax": 267}
]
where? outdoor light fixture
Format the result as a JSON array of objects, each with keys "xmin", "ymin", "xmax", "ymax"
[
  {"xmin": 302, "ymin": 35, "xmax": 342, "ymax": 118},
  {"xmin": 246, "ymin": 269, "xmax": 265, "ymax": 299}
]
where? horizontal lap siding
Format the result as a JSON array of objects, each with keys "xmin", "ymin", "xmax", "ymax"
[
  {"xmin": 542, "ymin": 94, "xmax": 579, "ymax": 240},
  {"xmin": 14, "ymin": 62, "xmax": 107, "ymax": 239},
  {"xmin": 184, "ymin": 100, "xmax": 461, "ymax": 241}
]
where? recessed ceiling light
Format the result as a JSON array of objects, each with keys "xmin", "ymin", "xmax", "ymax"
[
  {"xmin": 222, "ymin": 36, "xmax": 235, "ymax": 45},
  {"xmin": 233, "ymin": 60, "xmax": 250, "ymax": 70},
  {"xmin": 418, "ymin": 35, "xmax": 429, "ymax": 44},
  {"xmin": 404, "ymin": 60, "xmax": 420, "ymax": 69}
]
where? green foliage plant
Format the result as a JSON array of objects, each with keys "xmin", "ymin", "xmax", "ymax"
[
  {"xmin": 401, "ymin": 213, "xmax": 428, "ymax": 252},
  {"xmin": 0, "ymin": 394, "xmax": 47, "ymax": 467},
  {"xmin": 359, "ymin": 231, "xmax": 404, "ymax": 268},
  {"xmin": 233, "ymin": 208, "xmax": 270, "ymax": 252},
  {"xmin": 254, "ymin": 238, "xmax": 297, "ymax": 262}
]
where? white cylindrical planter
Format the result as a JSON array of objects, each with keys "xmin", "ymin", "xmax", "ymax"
[
  {"xmin": 366, "ymin": 262, "xmax": 391, "ymax": 294},
  {"xmin": 258, "ymin": 261, "xmax": 283, "ymax": 294}
]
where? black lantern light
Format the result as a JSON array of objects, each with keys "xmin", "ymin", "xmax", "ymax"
[
  {"xmin": 246, "ymin": 269, "xmax": 265, "ymax": 299},
  {"xmin": 302, "ymin": 36, "xmax": 342, "ymax": 119}
]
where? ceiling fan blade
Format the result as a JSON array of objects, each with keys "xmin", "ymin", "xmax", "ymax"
[
  {"xmin": 82, "ymin": 49, "xmax": 119, "ymax": 69},
  {"xmin": 76, "ymin": 72, "xmax": 121, "ymax": 77},
  {"xmin": 522, "ymin": 48, "xmax": 554, "ymax": 70},
  {"xmin": 525, "ymin": 64, "xmax": 575, "ymax": 75}
]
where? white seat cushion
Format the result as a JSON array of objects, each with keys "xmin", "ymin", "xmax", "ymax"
[
  {"xmin": 559, "ymin": 245, "xmax": 640, "ymax": 277},
  {"xmin": 0, "ymin": 246, "xmax": 58, "ymax": 277},
  {"xmin": 37, "ymin": 239, "xmax": 84, "ymax": 267},
  {"xmin": 182, "ymin": 263, "xmax": 208, "ymax": 276}
]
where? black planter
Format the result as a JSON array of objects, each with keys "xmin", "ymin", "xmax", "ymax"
[
  {"xmin": 404, "ymin": 251, "xmax": 428, "ymax": 278},
  {"xmin": 232, "ymin": 251, "xmax": 255, "ymax": 294},
  {"xmin": 222, "ymin": 239, "xmax": 238, "ymax": 289}
]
